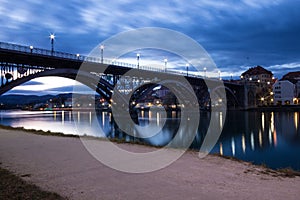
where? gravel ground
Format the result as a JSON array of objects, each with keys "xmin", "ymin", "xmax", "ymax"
[{"xmin": 1, "ymin": 129, "xmax": 300, "ymax": 200}]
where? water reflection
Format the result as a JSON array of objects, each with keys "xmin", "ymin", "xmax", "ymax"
[
  {"xmin": 0, "ymin": 110, "xmax": 300, "ymax": 170},
  {"xmin": 211, "ymin": 111, "xmax": 300, "ymax": 170}
]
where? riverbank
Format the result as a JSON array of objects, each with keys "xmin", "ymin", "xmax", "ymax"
[
  {"xmin": 0, "ymin": 167, "xmax": 66, "ymax": 200},
  {"xmin": 1, "ymin": 128, "xmax": 300, "ymax": 199}
]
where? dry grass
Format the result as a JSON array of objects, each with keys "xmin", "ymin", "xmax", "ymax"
[{"xmin": 0, "ymin": 166, "xmax": 66, "ymax": 200}]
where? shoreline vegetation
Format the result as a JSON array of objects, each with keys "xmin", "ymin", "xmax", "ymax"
[
  {"xmin": 1, "ymin": 124, "xmax": 300, "ymax": 178},
  {"xmin": 0, "ymin": 166, "xmax": 66, "ymax": 200}
]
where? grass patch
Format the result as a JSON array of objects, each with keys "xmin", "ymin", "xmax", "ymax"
[
  {"xmin": 212, "ymin": 153, "xmax": 300, "ymax": 178},
  {"xmin": 0, "ymin": 167, "xmax": 66, "ymax": 200},
  {"xmin": 211, "ymin": 153, "xmax": 248, "ymax": 163},
  {"xmin": 277, "ymin": 168, "xmax": 300, "ymax": 178}
]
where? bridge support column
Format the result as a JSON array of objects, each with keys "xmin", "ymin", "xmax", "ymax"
[{"xmin": 243, "ymin": 83, "xmax": 249, "ymax": 110}]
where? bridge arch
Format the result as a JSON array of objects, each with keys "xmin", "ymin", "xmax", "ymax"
[
  {"xmin": 210, "ymin": 85, "xmax": 240, "ymax": 108},
  {"xmin": 0, "ymin": 68, "xmax": 114, "ymax": 102}
]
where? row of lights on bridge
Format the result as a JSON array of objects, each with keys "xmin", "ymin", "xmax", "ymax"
[
  {"xmin": 97, "ymin": 45, "xmax": 217, "ymax": 78},
  {"xmin": 28, "ymin": 34, "xmax": 226, "ymax": 79},
  {"xmin": 28, "ymin": 33, "xmax": 55, "ymax": 54}
]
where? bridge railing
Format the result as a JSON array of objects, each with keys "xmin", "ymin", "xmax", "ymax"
[
  {"xmin": 0, "ymin": 41, "xmax": 216, "ymax": 79},
  {"xmin": 0, "ymin": 41, "xmax": 85, "ymax": 61}
]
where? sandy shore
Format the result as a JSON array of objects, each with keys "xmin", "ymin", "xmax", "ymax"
[{"xmin": 1, "ymin": 129, "xmax": 300, "ymax": 200}]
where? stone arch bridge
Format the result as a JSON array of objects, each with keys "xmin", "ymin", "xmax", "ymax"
[{"xmin": 0, "ymin": 42, "xmax": 256, "ymax": 110}]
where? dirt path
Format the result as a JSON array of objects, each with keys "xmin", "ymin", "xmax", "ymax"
[{"xmin": 0, "ymin": 129, "xmax": 299, "ymax": 200}]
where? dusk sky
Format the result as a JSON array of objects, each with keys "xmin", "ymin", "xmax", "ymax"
[{"xmin": 1, "ymin": 0, "xmax": 300, "ymax": 95}]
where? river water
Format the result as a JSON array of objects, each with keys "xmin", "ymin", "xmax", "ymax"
[{"xmin": 0, "ymin": 110, "xmax": 299, "ymax": 171}]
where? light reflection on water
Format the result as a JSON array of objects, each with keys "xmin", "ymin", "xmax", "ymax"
[{"xmin": 0, "ymin": 110, "xmax": 300, "ymax": 171}]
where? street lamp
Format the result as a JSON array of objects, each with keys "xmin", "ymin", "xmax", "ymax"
[
  {"xmin": 29, "ymin": 45, "xmax": 33, "ymax": 53},
  {"xmin": 100, "ymin": 44, "xmax": 104, "ymax": 63},
  {"xmin": 230, "ymin": 73, "xmax": 233, "ymax": 80},
  {"xmin": 137, "ymin": 53, "xmax": 140, "ymax": 69},
  {"xmin": 76, "ymin": 54, "xmax": 80, "ymax": 59},
  {"xmin": 186, "ymin": 63, "xmax": 189, "ymax": 76},
  {"xmin": 164, "ymin": 58, "xmax": 168, "ymax": 72},
  {"xmin": 204, "ymin": 67, "xmax": 207, "ymax": 78},
  {"xmin": 49, "ymin": 33, "xmax": 55, "ymax": 55}
]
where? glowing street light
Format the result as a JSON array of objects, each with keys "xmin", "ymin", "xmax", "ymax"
[
  {"xmin": 29, "ymin": 45, "xmax": 33, "ymax": 53},
  {"xmin": 49, "ymin": 33, "xmax": 55, "ymax": 55},
  {"xmin": 204, "ymin": 67, "xmax": 207, "ymax": 78},
  {"xmin": 100, "ymin": 44, "xmax": 104, "ymax": 63},
  {"xmin": 164, "ymin": 58, "xmax": 168, "ymax": 72},
  {"xmin": 137, "ymin": 53, "xmax": 140, "ymax": 69}
]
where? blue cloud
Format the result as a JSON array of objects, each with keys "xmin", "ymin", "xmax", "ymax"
[{"xmin": 0, "ymin": 0, "xmax": 299, "ymax": 81}]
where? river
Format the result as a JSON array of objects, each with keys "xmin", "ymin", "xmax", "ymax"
[{"xmin": 0, "ymin": 109, "xmax": 299, "ymax": 171}]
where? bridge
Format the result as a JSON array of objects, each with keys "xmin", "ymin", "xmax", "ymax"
[{"xmin": 0, "ymin": 41, "xmax": 257, "ymax": 110}]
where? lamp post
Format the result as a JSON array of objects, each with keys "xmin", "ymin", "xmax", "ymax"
[
  {"xmin": 186, "ymin": 63, "xmax": 189, "ymax": 76},
  {"xmin": 164, "ymin": 58, "xmax": 168, "ymax": 72},
  {"xmin": 204, "ymin": 67, "xmax": 207, "ymax": 78},
  {"xmin": 30, "ymin": 45, "xmax": 33, "ymax": 53},
  {"xmin": 49, "ymin": 34, "xmax": 55, "ymax": 55},
  {"xmin": 137, "ymin": 53, "xmax": 140, "ymax": 69},
  {"xmin": 100, "ymin": 44, "xmax": 104, "ymax": 63}
]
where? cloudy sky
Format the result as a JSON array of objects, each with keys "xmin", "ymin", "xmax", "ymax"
[{"xmin": 1, "ymin": 0, "xmax": 300, "ymax": 95}]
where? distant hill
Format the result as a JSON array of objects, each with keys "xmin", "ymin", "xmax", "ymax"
[
  {"xmin": 0, "ymin": 93, "xmax": 99, "ymax": 109},
  {"xmin": 0, "ymin": 94, "xmax": 54, "ymax": 106}
]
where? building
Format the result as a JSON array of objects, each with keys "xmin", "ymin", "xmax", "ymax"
[
  {"xmin": 241, "ymin": 65, "xmax": 273, "ymax": 84},
  {"xmin": 240, "ymin": 66, "xmax": 274, "ymax": 106},
  {"xmin": 272, "ymin": 71, "xmax": 300, "ymax": 105},
  {"xmin": 282, "ymin": 71, "xmax": 300, "ymax": 81},
  {"xmin": 281, "ymin": 71, "xmax": 300, "ymax": 98},
  {"xmin": 273, "ymin": 80, "xmax": 297, "ymax": 105}
]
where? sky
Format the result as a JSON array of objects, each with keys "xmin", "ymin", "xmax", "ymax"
[{"xmin": 1, "ymin": 0, "xmax": 300, "ymax": 95}]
